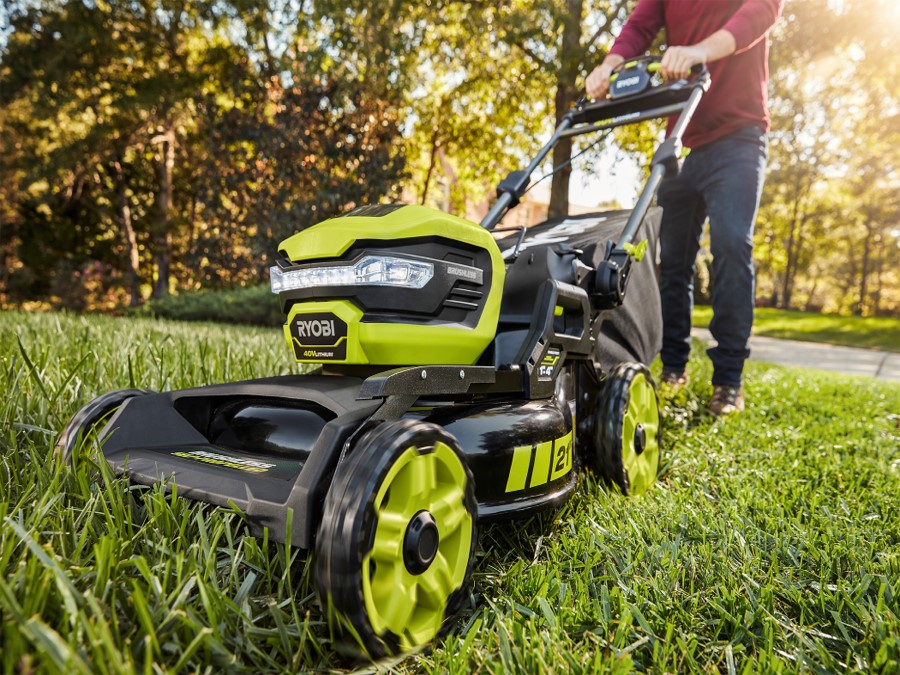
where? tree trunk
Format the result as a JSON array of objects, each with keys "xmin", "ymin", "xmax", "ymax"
[
  {"xmin": 153, "ymin": 127, "xmax": 176, "ymax": 299},
  {"xmin": 855, "ymin": 218, "xmax": 873, "ymax": 316},
  {"xmin": 420, "ymin": 128, "xmax": 440, "ymax": 206},
  {"xmin": 781, "ymin": 218, "xmax": 798, "ymax": 309},
  {"xmin": 110, "ymin": 155, "xmax": 142, "ymax": 306},
  {"xmin": 803, "ymin": 275, "xmax": 820, "ymax": 312},
  {"xmin": 780, "ymin": 171, "xmax": 815, "ymax": 309},
  {"xmin": 872, "ymin": 235, "xmax": 884, "ymax": 315},
  {"xmin": 838, "ymin": 252, "xmax": 858, "ymax": 314},
  {"xmin": 547, "ymin": 0, "xmax": 584, "ymax": 220}
]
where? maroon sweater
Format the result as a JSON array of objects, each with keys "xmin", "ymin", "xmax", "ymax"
[{"xmin": 609, "ymin": 0, "xmax": 783, "ymax": 148}]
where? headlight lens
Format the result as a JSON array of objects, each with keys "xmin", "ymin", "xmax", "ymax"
[{"xmin": 270, "ymin": 255, "xmax": 434, "ymax": 293}]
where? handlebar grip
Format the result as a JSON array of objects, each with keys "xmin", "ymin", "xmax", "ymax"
[{"xmin": 611, "ymin": 60, "xmax": 705, "ymax": 81}]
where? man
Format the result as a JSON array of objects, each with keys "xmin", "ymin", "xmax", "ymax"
[{"xmin": 586, "ymin": 0, "xmax": 783, "ymax": 414}]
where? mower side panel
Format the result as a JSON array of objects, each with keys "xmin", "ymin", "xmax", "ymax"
[{"xmin": 412, "ymin": 395, "xmax": 577, "ymax": 521}]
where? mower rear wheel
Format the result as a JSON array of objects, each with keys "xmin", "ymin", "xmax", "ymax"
[
  {"xmin": 56, "ymin": 388, "xmax": 153, "ymax": 460},
  {"xmin": 595, "ymin": 363, "xmax": 661, "ymax": 495},
  {"xmin": 315, "ymin": 419, "xmax": 477, "ymax": 658}
]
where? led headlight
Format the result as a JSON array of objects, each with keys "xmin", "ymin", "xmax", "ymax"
[{"xmin": 270, "ymin": 255, "xmax": 434, "ymax": 293}]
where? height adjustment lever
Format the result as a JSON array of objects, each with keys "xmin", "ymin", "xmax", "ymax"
[{"xmin": 592, "ymin": 243, "xmax": 633, "ymax": 309}]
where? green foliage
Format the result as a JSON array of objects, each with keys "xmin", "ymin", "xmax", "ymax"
[
  {"xmin": 694, "ymin": 307, "xmax": 900, "ymax": 352},
  {"xmin": 400, "ymin": 0, "xmax": 652, "ymax": 217},
  {"xmin": 758, "ymin": 0, "xmax": 900, "ymax": 316},
  {"xmin": 140, "ymin": 285, "xmax": 282, "ymax": 326},
  {"xmin": 3, "ymin": 0, "xmax": 900, "ymax": 316},
  {"xmin": 0, "ymin": 0, "xmax": 408, "ymax": 307},
  {"xmin": 2, "ymin": 311, "xmax": 899, "ymax": 671}
]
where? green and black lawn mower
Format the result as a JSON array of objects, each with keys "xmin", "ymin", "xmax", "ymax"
[{"xmin": 59, "ymin": 57, "xmax": 709, "ymax": 658}]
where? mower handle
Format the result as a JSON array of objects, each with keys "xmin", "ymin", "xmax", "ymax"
[
  {"xmin": 609, "ymin": 55, "xmax": 663, "ymax": 84},
  {"xmin": 610, "ymin": 63, "xmax": 658, "ymax": 82},
  {"xmin": 608, "ymin": 54, "xmax": 706, "ymax": 84},
  {"xmin": 479, "ymin": 57, "xmax": 709, "ymax": 234}
]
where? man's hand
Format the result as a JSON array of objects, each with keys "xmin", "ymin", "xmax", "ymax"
[
  {"xmin": 660, "ymin": 45, "xmax": 708, "ymax": 79},
  {"xmin": 661, "ymin": 30, "xmax": 737, "ymax": 79},
  {"xmin": 586, "ymin": 54, "xmax": 624, "ymax": 100}
]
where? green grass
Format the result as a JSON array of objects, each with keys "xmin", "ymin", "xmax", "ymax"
[
  {"xmin": 693, "ymin": 306, "xmax": 900, "ymax": 352},
  {"xmin": 2, "ymin": 310, "xmax": 898, "ymax": 673}
]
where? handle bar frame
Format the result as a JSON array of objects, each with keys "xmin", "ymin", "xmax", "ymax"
[{"xmin": 479, "ymin": 66, "xmax": 710, "ymax": 243}]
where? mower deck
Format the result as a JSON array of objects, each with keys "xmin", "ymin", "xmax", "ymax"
[{"xmin": 87, "ymin": 375, "xmax": 379, "ymax": 547}]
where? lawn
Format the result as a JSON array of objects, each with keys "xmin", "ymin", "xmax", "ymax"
[
  {"xmin": 1, "ymin": 311, "xmax": 898, "ymax": 673},
  {"xmin": 693, "ymin": 307, "xmax": 900, "ymax": 352}
]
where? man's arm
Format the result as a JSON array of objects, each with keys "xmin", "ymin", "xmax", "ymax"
[
  {"xmin": 660, "ymin": 0, "xmax": 783, "ymax": 79},
  {"xmin": 586, "ymin": 0, "xmax": 664, "ymax": 99},
  {"xmin": 724, "ymin": 0, "xmax": 784, "ymax": 53}
]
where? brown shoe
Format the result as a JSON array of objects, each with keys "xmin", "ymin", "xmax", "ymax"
[
  {"xmin": 659, "ymin": 368, "xmax": 690, "ymax": 389},
  {"xmin": 709, "ymin": 385, "xmax": 744, "ymax": 415}
]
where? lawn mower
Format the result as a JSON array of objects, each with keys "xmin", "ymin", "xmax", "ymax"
[{"xmin": 58, "ymin": 56, "xmax": 709, "ymax": 658}]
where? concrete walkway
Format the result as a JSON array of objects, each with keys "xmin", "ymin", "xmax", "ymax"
[{"xmin": 691, "ymin": 327, "xmax": 900, "ymax": 382}]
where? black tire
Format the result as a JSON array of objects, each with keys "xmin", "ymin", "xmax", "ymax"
[
  {"xmin": 595, "ymin": 362, "xmax": 661, "ymax": 495},
  {"xmin": 315, "ymin": 419, "xmax": 477, "ymax": 658},
  {"xmin": 56, "ymin": 389, "xmax": 152, "ymax": 461}
]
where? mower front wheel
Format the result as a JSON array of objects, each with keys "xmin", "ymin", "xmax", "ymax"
[
  {"xmin": 314, "ymin": 419, "xmax": 477, "ymax": 658},
  {"xmin": 595, "ymin": 362, "xmax": 661, "ymax": 495}
]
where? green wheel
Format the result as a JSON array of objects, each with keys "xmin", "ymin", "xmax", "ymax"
[
  {"xmin": 315, "ymin": 419, "xmax": 477, "ymax": 658},
  {"xmin": 596, "ymin": 362, "xmax": 661, "ymax": 495}
]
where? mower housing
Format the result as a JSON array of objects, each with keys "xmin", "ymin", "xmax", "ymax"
[{"xmin": 273, "ymin": 204, "xmax": 506, "ymax": 366}]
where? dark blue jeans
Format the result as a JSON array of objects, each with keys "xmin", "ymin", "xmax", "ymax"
[{"xmin": 657, "ymin": 125, "xmax": 768, "ymax": 387}]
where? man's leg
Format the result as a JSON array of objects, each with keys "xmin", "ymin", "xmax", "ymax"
[
  {"xmin": 657, "ymin": 167, "xmax": 706, "ymax": 377},
  {"xmin": 697, "ymin": 127, "xmax": 768, "ymax": 388}
]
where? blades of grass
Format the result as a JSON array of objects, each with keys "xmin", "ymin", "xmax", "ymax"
[
  {"xmin": 281, "ymin": 507, "xmax": 294, "ymax": 595},
  {"xmin": 165, "ymin": 575, "xmax": 198, "ymax": 613},
  {"xmin": 725, "ymin": 644, "xmax": 736, "ymax": 675},
  {"xmin": 536, "ymin": 596, "xmax": 557, "ymax": 630},
  {"xmin": 16, "ymin": 334, "xmax": 51, "ymax": 402},
  {"xmin": 194, "ymin": 576, "xmax": 223, "ymax": 641},
  {"xmin": 6, "ymin": 517, "xmax": 81, "ymax": 618},
  {"xmin": 233, "ymin": 571, "xmax": 257, "ymax": 608},
  {"xmin": 11, "ymin": 422, "xmax": 56, "ymax": 436},
  {"xmin": 23, "ymin": 616, "xmax": 92, "ymax": 675},
  {"xmin": 49, "ymin": 351, "xmax": 93, "ymax": 408},
  {"xmin": 127, "ymin": 353, "xmax": 136, "ymax": 389},
  {"xmin": 83, "ymin": 594, "xmax": 122, "ymax": 673},
  {"xmin": 172, "ymin": 627, "xmax": 213, "ymax": 672},
  {"xmin": 264, "ymin": 598, "xmax": 295, "ymax": 661},
  {"xmin": 129, "ymin": 581, "xmax": 161, "ymax": 661},
  {"xmin": 0, "ymin": 576, "xmax": 28, "ymax": 628}
]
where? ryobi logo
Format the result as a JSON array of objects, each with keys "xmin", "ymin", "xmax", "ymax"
[
  {"xmin": 290, "ymin": 312, "xmax": 348, "ymax": 347},
  {"xmin": 297, "ymin": 318, "xmax": 335, "ymax": 338},
  {"xmin": 617, "ymin": 75, "xmax": 641, "ymax": 88}
]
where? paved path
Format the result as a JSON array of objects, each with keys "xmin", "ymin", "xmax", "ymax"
[{"xmin": 690, "ymin": 328, "xmax": 900, "ymax": 382}]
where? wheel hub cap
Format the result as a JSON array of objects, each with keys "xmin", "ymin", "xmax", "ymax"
[
  {"xmin": 403, "ymin": 510, "xmax": 439, "ymax": 575},
  {"xmin": 634, "ymin": 423, "xmax": 646, "ymax": 455}
]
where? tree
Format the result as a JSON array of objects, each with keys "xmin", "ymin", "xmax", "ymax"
[
  {"xmin": 0, "ymin": 0, "xmax": 409, "ymax": 306},
  {"xmin": 754, "ymin": 0, "xmax": 900, "ymax": 314},
  {"xmin": 399, "ymin": 0, "xmax": 644, "ymax": 220}
]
